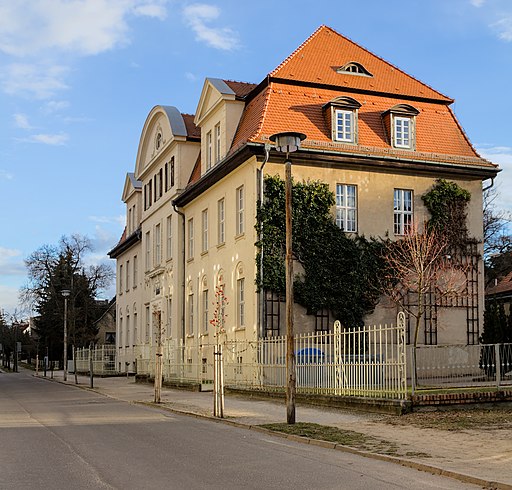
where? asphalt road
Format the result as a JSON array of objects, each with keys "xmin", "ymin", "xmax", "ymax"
[{"xmin": 0, "ymin": 370, "xmax": 482, "ymax": 490}]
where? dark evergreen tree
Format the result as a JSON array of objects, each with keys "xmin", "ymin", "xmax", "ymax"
[{"xmin": 22, "ymin": 235, "xmax": 113, "ymax": 366}]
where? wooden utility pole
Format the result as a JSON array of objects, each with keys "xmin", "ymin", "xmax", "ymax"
[{"xmin": 285, "ymin": 158, "xmax": 296, "ymax": 424}]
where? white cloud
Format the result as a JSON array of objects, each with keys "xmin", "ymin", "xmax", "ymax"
[
  {"xmin": 28, "ymin": 133, "xmax": 69, "ymax": 145},
  {"xmin": 477, "ymin": 145, "xmax": 512, "ymax": 212},
  {"xmin": 185, "ymin": 71, "xmax": 198, "ymax": 81},
  {"xmin": 13, "ymin": 113, "xmax": 33, "ymax": 129},
  {"xmin": 44, "ymin": 100, "xmax": 70, "ymax": 113},
  {"xmin": 0, "ymin": 284, "xmax": 22, "ymax": 314},
  {"xmin": 0, "ymin": 247, "xmax": 24, "ymax": 276},
  {"xmin": 89, "ymin": 215, "xmax": 125, "ymax": 226},
  {"xmin": 470, "ymin": 0, "xmax": 486, "ymax": 7},
  {"xmin": 1, "ymin": 63, "xmax": 69, "ymax": 99},
  {"xmin": 0, "ymin": 170, "xmax": 13, "ymax": 180},
  {"xmin": 133, "ymin": 3, "xmax": 167, "ymax": 19},
  {"xmin": 183, "ymin": 3, "xmax": 239, "ymax": 51},
  {"xmin": 491, "ymin": 16, "xmax": 512, "ymax": 41},
  {"xmin": 0, "ymin": 0, "xmax": 170, "ymax": 57}
]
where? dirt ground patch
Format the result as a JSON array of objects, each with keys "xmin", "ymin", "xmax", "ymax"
[{"xmin": 381, "ymin": 407, "xmax": 512, "ymax": 431}]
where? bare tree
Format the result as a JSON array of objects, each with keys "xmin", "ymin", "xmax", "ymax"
[
  {"xmin": 381, "ymin": 226, "xmax": 467, "ymax": 386},
  {"xmin": 21, "ymin": 234, "xmax": 114, "ymax": 361},
  {"xmin": 483, "ymin": 186, "xmax": 512, "ymax": 258}
]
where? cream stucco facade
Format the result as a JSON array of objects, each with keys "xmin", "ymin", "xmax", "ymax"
[{"xmin": 109, "ymin": 28, "xmax": 498, "ymax": 372}]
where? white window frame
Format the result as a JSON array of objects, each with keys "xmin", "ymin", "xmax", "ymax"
[
  {"xmin": 166, "ymin": 215, "xmax": 172, "ymax": 260},
  {"xmin": 334, "ymin": 109, "xmax": 355, "ymax": 143},
  {"xmin": 215, "ymin": 123, "xmax": 221, "ymax": 163},
  {"xmin": 145, "ymin": 231, "xmax": 151, "ymax": 271},
  {"xmin": 145, "ymin": 306, "xmax": 151, "ymax": 342},
  {"xmin": 335, "ymin": 184, "xmax": 357, "ymax": 232},
  {"xmin": 236, "ymin": 186, "xmax": 244, "ymax": 235},
  {"xmin": 201, "ymin": 209, "xmax": 208, "ymax": 253},
  {"xmin": 237, "ymin": 277, "xmax": 245, "ymax": 327},
  {"xmin": 218, "ymin": 198, "xmax": 225, "ymax": 245},
  {"xmin": 394, "ymin": 189, "xmax": 413, "ymax": 235},
  {"xmin": 154, "ymin": 223, "xmax": 161, "ymax": 266},
  {"xmin": 393, "ymin": 116, "xmax": 413, "ymax": 149},
  {"xmin": 188, "ymin": 291, "xmax": 194, "ymax": 335},
  {"xmin": 202, "ymin": 287, "xmax": 209, "ymax": 334},
  {"xmin": 125, "ymin": 260, "xmax": 130, "ymax": 292},
  {"xmin": 188, "ymin": 218, "xmax": 194, "ymax": 259},
  {"xmin": 133, "ymin": 255, "xmax": 138, "ymax": 288},
  {"xmin": 167, "ymin": 297, "xmax": 172, "ymax": 339},
  {"xmin": 119, "ymin": 264, "xmax": 123, "ymax": 293},
  {"xmin": 206, "ymin": 130, "xmax": 212, "ymax": 170}
]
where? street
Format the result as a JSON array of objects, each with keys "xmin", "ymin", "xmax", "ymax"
[{"xmin": 0, "ymin": 370, "xmax": 483, "ymax": 490}]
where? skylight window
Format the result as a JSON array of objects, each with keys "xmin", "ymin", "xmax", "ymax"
[{"xmin": 336, "ymin": 62, "xmax": 373, "ymax": 77}]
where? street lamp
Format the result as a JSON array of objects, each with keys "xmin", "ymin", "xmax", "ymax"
[
  {"xmin": 61, "ymin": 289, "xmax": 71, "ymax": 381},
  {"xmin": 269, "ymin": 131, "xmax": 306, "ymax": 425}
]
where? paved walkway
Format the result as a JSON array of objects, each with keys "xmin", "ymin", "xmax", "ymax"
[{"xmin": 33, "ymin": 370, "xmax": 512, "ymax": 489}]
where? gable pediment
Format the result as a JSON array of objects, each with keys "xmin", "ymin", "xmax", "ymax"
[
  {"xmin": 135, "ymin": 106, "xmax": 188, "ymax": 178},
  {"xmin": 195, "ymin": 78, "xmax": 237, "ymax": 126}
]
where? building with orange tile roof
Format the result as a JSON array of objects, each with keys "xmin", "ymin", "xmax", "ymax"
[{"xmin": 109, "ymin": 26, "xmax": 498, "ymax": 374}]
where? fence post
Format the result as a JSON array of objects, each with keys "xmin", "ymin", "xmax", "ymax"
[
  {"xmin": 495, "ymin": 343, "xmax": 502, "ymax": 388},
  {"xmin": 89, "ymin": 342, "xmax": 94, "ymax": 389}
]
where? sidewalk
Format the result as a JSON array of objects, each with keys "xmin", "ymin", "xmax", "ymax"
[{"xmin": 38, "ymin": 370, "xmax": 512, "ymax": 490}]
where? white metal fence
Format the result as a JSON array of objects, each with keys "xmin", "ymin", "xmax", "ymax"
[
  {"xmin": 74, "ymin": 346, "xmax": 117, "ymax": 376},
  {"xmin": 410, "ymin": 343, "xmax": 512, "ymax": 389},
  {"xmin": 135, "ymin": 320, "xmax": 408, "ymax": 400}
]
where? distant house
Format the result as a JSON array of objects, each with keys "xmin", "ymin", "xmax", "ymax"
[
  {"xmin": 94, "ymin": 298, "xmax": 116, "ymax": 346},
  {"xmin": 109, "ymin": 25, "xmax": 499, "ymax": 372},
  {"xmin": 486, "ymin": 271, "xmax": 512, "ymax": 314}
]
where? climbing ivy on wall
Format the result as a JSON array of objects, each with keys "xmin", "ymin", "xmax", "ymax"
[
  {"xmin": 256, "ymin": 175, "xmax": 386, "ymax": 327},
  {"xmin": 422, "ymin": 178, "xmax": 472, "ymax": 249}
]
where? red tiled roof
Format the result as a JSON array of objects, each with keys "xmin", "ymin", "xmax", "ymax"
[
  {"xmin": 188, "ymin": 152, "xmax": 202, "ymax": 185},
  {"xmin": 224, "ymin": 80, "xmax": 257, "ymax": 98},
  {"xmin": 182, "ymin": 113, "xmax": 200, "ymax": 139},
  {"xmin": 228, "ymin": 26, "xmax": 496, "ymax": 170},
  {"xmin": 270, "ymin": 25, "xmax": 451, "ymax": 102},
  {"xmin": 486, "ymin": 271, "xmax": 512, "ymax": 296}
]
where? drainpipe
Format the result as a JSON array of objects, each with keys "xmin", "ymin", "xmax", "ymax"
[
  {"xmin": 258, "ymin": 144, "xmax": 271, "ymax": 339},
  {"xmin": 172, "ymin": 202, "xmax": 186, "ymax": 351},
  {"xmin": 482, "ymin": 177, "xmax": 494, "ymax": 192}
]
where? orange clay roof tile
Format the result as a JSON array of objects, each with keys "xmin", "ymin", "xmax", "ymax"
[
  {"xmin": 231, "ymin": 26, "xmax": 496, "ymax": 169},
  {"xmin": 270, "ymin": 25, "xmax": 451, "ymax": 102}
]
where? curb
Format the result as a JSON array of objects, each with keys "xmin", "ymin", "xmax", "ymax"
[{"xmin": 39, "ymin": 375, "xmax": 512, "ymax": 490}]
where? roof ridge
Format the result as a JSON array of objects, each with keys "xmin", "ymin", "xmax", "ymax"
[
  {"xmin": 270, "ymin": 25, "xmax": 452, "ymax": 103},
  {"xmin": 325, "ymin": 25, "xmax": 452, "ymax": 103}
]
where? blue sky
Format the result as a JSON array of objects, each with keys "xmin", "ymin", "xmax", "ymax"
[{"xmin": 1, "ymin": 0, "xmax": 511, "ymax": 314}]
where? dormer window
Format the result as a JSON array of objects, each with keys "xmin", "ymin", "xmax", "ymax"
[
  {"xmin": 335, "ymin": 110, "xmax": 354, "ymax": 142},
  {"xmin": 336, "ymin": 62, "xmax": 373, "ymax": 77},
  {"xmin": 383, "ymin": 104, "xmax": 419, "ymax": 150},
  {"xmin": 323, "ymin": 96, "xmax": 361, "ymax": 144}
]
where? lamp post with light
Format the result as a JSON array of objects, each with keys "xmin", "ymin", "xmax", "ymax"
[
  {"xmin": 269, "ymin": 131, "xmax": 306, "ymax": 425},
  {"xmin": 61, "ymin": 289, "xmax": 71, "ymax": 381}
]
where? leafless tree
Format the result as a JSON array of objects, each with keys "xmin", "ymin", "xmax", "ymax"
[
  {"xmin": 382, "ymin": 226, "xmax": 468, "ymax": 384},
  {"xmin": 483, "ymin": 186, "xmax": 512, "ymax": 258}
]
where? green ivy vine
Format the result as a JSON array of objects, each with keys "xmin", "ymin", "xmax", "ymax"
[
  {"xmin": 256, "ymin": 175, "xmax": 386, "ymax": 327},
  {"xmin": 422, "ymin": 179, "xmax": 472, "ymax": 249}
]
